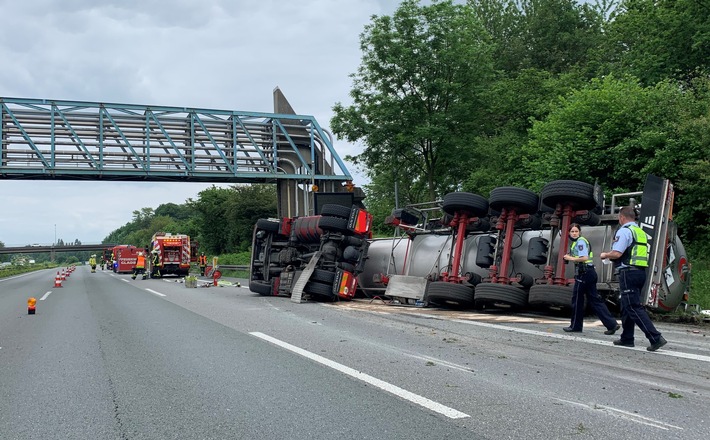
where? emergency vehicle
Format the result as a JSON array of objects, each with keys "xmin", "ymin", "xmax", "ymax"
[
  {"xmin": 148, "ymin": 233, "xmax": 197, "ymax": 278},
  {"xmin": 112, "ymin": 245, "xmax": 141, "ymax": 273}
]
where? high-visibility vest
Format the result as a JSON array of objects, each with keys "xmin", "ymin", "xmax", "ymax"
[
  {"xmin": 620, "ymin": 224, "xmax": 649, "ymax": 267},
  {"xmin": 136, "ymin": 254, "xmax": 146, "ymax": 268},
  {"xmin": 199, "ymin": 255, "xmax": 207, "ymax": 265},
  {"xmin": 569, "ymin": 236, "xmax": 593, "ymax": 264}
]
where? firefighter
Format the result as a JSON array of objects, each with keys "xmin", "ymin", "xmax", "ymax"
[
  {"xmin": 89, "ymin": 254, "xmax": 97, "ymax": 273},
  {"xmin": 199, "ymin": 252, "xmax": 207, "ymax": 276},
  {"xmin": 132, "ymin": 252, "xmax": 147, "ymax": 280},
  {"xmin": 151, "ymin": 249, "xmax": 160, "ymax": 278}
]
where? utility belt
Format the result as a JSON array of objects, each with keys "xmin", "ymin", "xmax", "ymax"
[
  {"xmin": 618, "ymin": 265, "xmax": 645, "ymax": 272},
  {"xmin": 575, "ymin": 262, "xmax": 594, "ymax": 275}
]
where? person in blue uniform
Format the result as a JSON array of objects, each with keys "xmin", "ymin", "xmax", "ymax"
[
  {"xmin": 562, "ymin": 223, "xmax": 620, "ymax": 334},
  {"xmin": 600, "ymin": 206, "xmax": 667, "ymax": 351}
]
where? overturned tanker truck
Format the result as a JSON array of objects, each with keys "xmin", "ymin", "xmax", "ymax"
[
  {"xmin": 358, "ymin": 175, "xmax": 690, "ymax": 313},
  {"xmin": 249, "ymin": 204, "xmax": 373, "ymax": 302},
  {"xmin": 249, "ymin": 175, "xmax": 690, "ymax": 314}
]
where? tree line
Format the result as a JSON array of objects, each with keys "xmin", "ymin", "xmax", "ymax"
[
  {"xmin": 331, "ymin": 0, "xmax": 710, "ymax": 252},
  {"xmin": 101, "ymin": 185, "xmax": 276, "ymax": 255}
]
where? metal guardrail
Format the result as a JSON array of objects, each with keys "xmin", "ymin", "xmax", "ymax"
[{"xmin": 210, "ymin": 265, "xmax": 249, "ymax": 271}]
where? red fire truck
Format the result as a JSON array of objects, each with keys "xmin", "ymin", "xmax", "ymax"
[
  {"xmin": 147, "ymin": 233, "xmax": 197, "ymax": 278},
  {"xmin": 112, "ymin": 245, "xmax": 142, "ymax": 273}
]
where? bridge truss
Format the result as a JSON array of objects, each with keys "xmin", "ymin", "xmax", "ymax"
[{"xmin": 1, "ymin": 93, "xmax": 358, "ymax": 216}]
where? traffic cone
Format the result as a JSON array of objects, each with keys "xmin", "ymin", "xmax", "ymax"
[
  {"xmin": 60, "ymin": 270, "xmax": 66, "ymax": 281},
  {"xmin": 54, "ymin": 272, "xmax": 63, "ymax": 288},
  {"xmin": 28, "ymin": 297, "xmax": 36, "ymax": 315}
]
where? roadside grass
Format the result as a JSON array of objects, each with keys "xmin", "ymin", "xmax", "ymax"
[{"xmin": 690, "ymin": 258, "xmax": 710, "ymax": 311}]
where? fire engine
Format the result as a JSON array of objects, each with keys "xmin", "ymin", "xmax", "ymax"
[
  {"xmin": 249, "ymin": 204, "xmax": 373, "ymax": 302},
  {"xmin": 148, "ymin": 233, "xmax": 198, "ymax": 278},
  {"xmin": 111, "ymin": 245, "xmax": 141, "ymax": 273}
]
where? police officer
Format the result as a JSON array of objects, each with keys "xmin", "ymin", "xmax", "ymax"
[
  {"xmin": 562, "ymin": 223, "xmax": 620, "ymax": 334},
  {"xmin": 600, "ymin": 206, "xmax": 667, "ymax": 351}
]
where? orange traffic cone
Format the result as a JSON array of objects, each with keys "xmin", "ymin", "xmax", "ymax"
[
  {"xmin": 28, "ymin": 297, "xmax": 37, "ymax": 315},
  {"xmin": 54, "ymin": 272, "xmax": 63, "ymax": 288}
]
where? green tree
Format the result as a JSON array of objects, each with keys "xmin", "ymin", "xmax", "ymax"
[
  {"xmin": 193, "ymin": 185, "xmax": 276, "ymax": 254},
  {"xmin": 332, "ymin": 0, "xmax": 496, "ymax": 203},
  {"xmin": 602, "ymin": 0, "xmax": 710, "ymax": 85},
  {"xmin": 470, "ymin": 0, "xmax": 607, "ymax": 74}
]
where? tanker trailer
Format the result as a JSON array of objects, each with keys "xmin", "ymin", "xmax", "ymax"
[{"xmin": 358, "ymin": 175, "xmax": 690, "ymax": 314}]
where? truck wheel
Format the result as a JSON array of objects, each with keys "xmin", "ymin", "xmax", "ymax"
[
  {"xmin": 320, "ymin": 204, "xmax": 352, "ymax": 219},
  {"xmin": 304, "ymin": 281, "xmax": 336, "ymax": 301},
  {"xmin": 256, "ymin": 218, "xmax": 280, "ymax": 233},
  {"xmin": 514, "ymin": 214, "xmax": 542, "ymax": 230},
  {"xmin": 541, "ymin": 180, "xmax": 597, "ymax": 211},
  {"xmin": 442, "ymin": 192, "xmax": 489, "ymax": 217},
  {"xmin": 425, "ymin": 282, "xmax": 474, "ymax": 309},
  {"xmin": 311, "ymin": 268, "xmax": 336, "ymax": 284},
  {"xmin": 528, "ymin": 284, "xmax": 574, "ymax": 309},
  {"xmin": 250, "ymin": 280, "xmax": 273, "ymax": 296},
  {"xmin": 473, "ymin": 283, "xmax": 528, "ymax": 309},
  {"xmin": 489, "ymin": 187, "xmax": 540, "ymax": 214},
  {"xmin": 318, "ymin": 216, "xmax": 349, "ymax": 234},
  {"xmin": 573, "ymin": 211, "xmax": 601, "ymax": 226}
]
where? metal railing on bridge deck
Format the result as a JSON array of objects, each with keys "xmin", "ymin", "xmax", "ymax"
[{"xmin": 0, "ymin": 97, "xmax": 352, "ymax": 185}]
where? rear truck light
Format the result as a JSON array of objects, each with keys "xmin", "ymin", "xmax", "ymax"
[
  {"xmin": 27, "ymin": 297, "xmax": 37, "ymax": 315},
  {"xmin": 335, "ymin": 269, "xmax": 358, "ymax": 299},
  {"xmin": 349, "ymin": 208, "xmax": 373, "ymax": 236}
]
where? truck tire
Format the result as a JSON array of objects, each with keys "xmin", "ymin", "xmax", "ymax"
[
  {"xmin": 473, "ymin": 283, "xmax": 528, "ymax": 309},
  {"xmin": 311, "ymin": 268, "xmax": 336, "ymax": 284},
  {"xmin": 528, "ymin": 284, "xmax": 574, "ymax": 309},
  {"xmin": 318, "ymin": 216, "xmax": 349, "ymax": 234},
  {"xmin": 320, "ymin": 204, "xmax": 352, "ymax": 219},
  {"xmin": 425, "ymin": 282, "xmax": 474, "ymax": 309},
  {"xmin": 442, "ymin": 192, "xmax": 489, "ymax": 218},
  {"xmin": 305, "ymin": 281, "xmax": 336, "ymax": 301},
  {"xmin": 489, "ymin": 187, "xmax": 539, "ymax": 214},
  {"xmin": 514, "ymin": 214, "xmax": 542, "ymax": 230},
  {"xmin": 250, "ymin": 280, "xmax": 273, "ymax": 296},
  {"xmin": 573, "ymin": 211, "xmax": 601, "ymax": 226},
  {"xmin": 256, "ymin": 218, "xmax": 280, "ymax": 233},
  {"xmin": 541, "ymin": 180, "xmax": 596, "ymax": 211}
]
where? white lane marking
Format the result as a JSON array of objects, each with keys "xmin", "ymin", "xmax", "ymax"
[
  {"xmin": 0, "ymin": 272, "xmax": 42, "ymax": 282},
  {"xmin": 39, "ymin": 291, "xmax": 52, "ymax": 301},
  {"xmin": 554, "ymin": 398, "xmax": 683, "ymax": 431},
  {"xmin": 145, "ymin": 288, "xmax": 166, "ymax": 297},
  {"xmin": 121, "ymin": 279, "xmax": 130, "ymax": 283},
  {"xmin": 405, "ymin": 314, "xmax": 710, "ymax": 364},
  {"xmin": 250, "ymin": 331, "xmax": 469, "ymax": 419}
]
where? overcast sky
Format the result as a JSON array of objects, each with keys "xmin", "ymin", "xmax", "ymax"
[{"xmin": 0, "ymin": 0, "xmax": 404, "ymax": 246}]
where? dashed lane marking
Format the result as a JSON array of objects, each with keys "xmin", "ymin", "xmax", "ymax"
[
  {"xmin": 250, "ymin": 331, "xmax": 470, "ymax": 420},
  {"xmin": 145, "ymin": 288, "xmax": 166, "ymax": 297}
]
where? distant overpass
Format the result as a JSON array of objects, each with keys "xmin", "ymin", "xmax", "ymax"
[{"xmin": 0, "ymin": 243, "xmax": 115, "ymax": 255}]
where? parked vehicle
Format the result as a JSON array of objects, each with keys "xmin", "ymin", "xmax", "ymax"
[
  {"xmin": 112, "ymin": 245, "xmax": 141, "ymax": 274},
  {"xmin": 147, "ymin": 233, "xmax": 197, "ymax": 278}
]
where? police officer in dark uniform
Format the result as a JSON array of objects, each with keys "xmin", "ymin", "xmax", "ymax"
[
  {"xmin": 562, "ymin": 223, "xmax": 620, "ymax": 334},
  {"xmin": 600, "ymin": 206, "xmax": 667, "ymax": 351}
]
